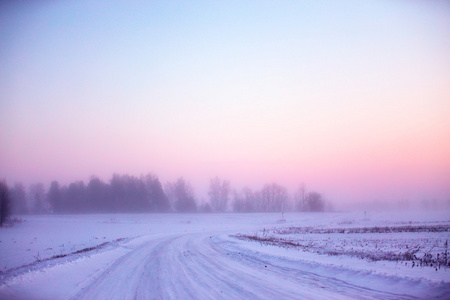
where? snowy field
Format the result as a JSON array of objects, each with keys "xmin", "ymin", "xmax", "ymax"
[{"xmin": 0, "ymin": 211, "xmax": 449, "ymax": 299}]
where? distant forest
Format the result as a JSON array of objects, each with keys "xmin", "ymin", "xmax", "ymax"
[{"xmin": 1, "ymin": 174, "xmax": 328, "ymax": 216}]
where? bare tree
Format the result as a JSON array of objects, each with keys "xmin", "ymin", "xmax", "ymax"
[
  {"xmin": 199, "ymin": 202, "xmax": 212, "ymax": 213},
  {"xmin": 173, "ymin": 177, "xmax": 197, "ymax": 213},
  {"xmin": 143, "ymin": 174, "xmax": 170, "ymax": 212},
  {"xmin": 233, "ymin": 187, "xmax": 257, "ymax": 212},
  {"xmin": 86, "ymin": 176, "xmax": 109, "ymax": 212},
  {"xmin": 232, "ymin": 190, "xmax": 244, "ymax": 212},
  {"xmin": 30, "ymin": 183, "xmax": 46, "ymax": 214},
  {"xmin": 47, "ymin": 181, "xmax": 62, "ymax": 213},
  {"xmin": 253, "ymin": 190, "xmax": 262, "ymax": 212},
  {"xmin": 294, "ymin": 183, "xmax": 306, "ymax": 212},
  {"xmin": 0, "ymin": 181, "xmax": 11, "ymax": 227},
  {"xmin": 10, "ymin": 182, "xmax": 27, "ymax": 214},
  {"xmin": 208, "ymin": 177, "xmax": 230, "ymax": 212},
  {"xmin": 164, "ymin": 181, "xmax": 176, "ymax": 212},
  {"xmin": 305, "ymin": 191, "xmax": 325, "ymax": 212},
  {"xmin": 259, "ymin": 183, "xmax": 289, "ymax": 212},
  {"xmin": 65, "ymin": 181, "xmax": 86, "ymax": 212}
]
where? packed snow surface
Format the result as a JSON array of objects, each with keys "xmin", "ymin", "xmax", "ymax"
[{"xmin": 0, "ymin": 211, "xmax": 449, "ymax": 299}]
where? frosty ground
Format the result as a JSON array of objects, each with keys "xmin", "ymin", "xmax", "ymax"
[{"xmin": 0, "ymin": 211, "xmax": 449, "ymax": 299}]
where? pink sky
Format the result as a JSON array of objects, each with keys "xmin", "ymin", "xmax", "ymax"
[{"xmin": 1, "ymin": 1, "xmax": 449, "ymax": 204}]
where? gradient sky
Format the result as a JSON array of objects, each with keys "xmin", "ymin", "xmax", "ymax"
[{"xmin": 1, "ymin": 0, "xmax": 449, "ymax": 204}]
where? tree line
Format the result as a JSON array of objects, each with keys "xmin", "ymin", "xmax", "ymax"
[{"xmin": 0, "ymin": 174, "xmax": 328, "ymax": 224}]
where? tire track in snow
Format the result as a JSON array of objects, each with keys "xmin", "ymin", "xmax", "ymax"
[{"xmin": 71, "ymin": 232, "xmax": 445, "ymax": 299}]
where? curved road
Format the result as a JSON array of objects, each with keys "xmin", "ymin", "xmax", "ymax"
[{"xmin": 70, "ymin": 233, "xmax": 445, "ymax": 300}]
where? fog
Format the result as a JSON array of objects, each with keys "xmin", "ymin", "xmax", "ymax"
[
  {"xmin": 3, "ymin": 173, "xmax": 449, "ymax": 218},
  {"xmin": 1, "ymin": 1, "xmax": 449, "ymax": 211},
  {"xmin": 2, "ymin": 2, "xmax": 450, "ymax": 298}
]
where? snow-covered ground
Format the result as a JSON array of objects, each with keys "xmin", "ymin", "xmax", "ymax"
[{"xmin": 0, "ymin": 211, "xmax": 449, "ymax": 299}]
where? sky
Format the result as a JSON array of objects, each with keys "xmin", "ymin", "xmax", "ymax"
[{"xmin": 1, "ymin": 0, "xmax": 449, "ymax": 204}]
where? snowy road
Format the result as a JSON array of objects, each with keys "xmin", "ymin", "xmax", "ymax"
[
  {"xmin": 1, "ymin": 213, "xmax": 449, "ymax": 299},
  {"xmin": 71, "ymin": 233, "xmax": 445, "ymax": 300}
]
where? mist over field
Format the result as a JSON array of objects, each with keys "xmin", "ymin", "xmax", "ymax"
[
  {"xmin": 1, "ymin": 0, "xmax": 449, "ymax": 299},
  {"xmin": 1, "ymin": 1, "xmax": 449, "ymax": 207}
]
